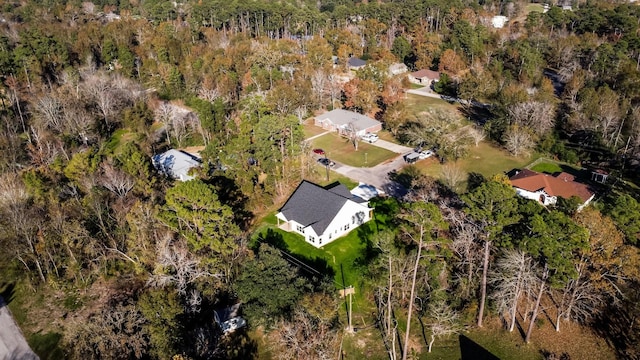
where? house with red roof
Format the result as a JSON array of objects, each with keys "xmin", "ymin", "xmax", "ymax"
[{"xmin": 509, "ymin": 169, "xmax": 595, "ymax": 210}]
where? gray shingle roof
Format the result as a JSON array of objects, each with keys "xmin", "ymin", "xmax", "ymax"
[
  {"xmin": 348, "ymin": 57, "xmax": 367, "ymax": 67},
  {"xmin": 315, "ymin": 109, "xmax": 380, "ymax": 131},
  {"xmin": 279, "ymin": 181, "xmax": 363, "ymax": 236}
]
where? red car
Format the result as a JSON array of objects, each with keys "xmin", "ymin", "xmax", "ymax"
[{"xmin": 313, "ymin": 148, "xmax": 325, "ymax": 155}]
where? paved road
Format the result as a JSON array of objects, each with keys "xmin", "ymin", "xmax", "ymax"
[{"xmin": 0, "ymin": 297, "xmax": 39, "ymax": 360}]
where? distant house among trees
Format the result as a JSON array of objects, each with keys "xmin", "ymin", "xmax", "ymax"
[
  {"xmin": 152, "ymin": 149, "xmax": 202, "ymax": 181},
  {"xmin": 314, "ymin": 109, "xmax": 382, "ymax": 137},
  {"xmin": 509, "ymin": 169, "xmax": 595, "ymax": 210},
  {"xmin": 408, "ymin": 69, "xmax": 441, "ymax": 86},
  {"xmin": 347, "ymin": 57, "xmax": 367, "ymax": 70},
  {"xmin": 276, "ymin": 181, "xmax": 372, "ymax": 248}
]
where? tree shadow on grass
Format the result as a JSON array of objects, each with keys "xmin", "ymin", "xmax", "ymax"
[
  {"xmin": 0, "ymin": 282, "xmax": 16, "ymax": 307},
  {"xmin": 258, "ymin": 228, "xmax": 335, "ymax": 284},
  {"xmin": 459, "ymin": 334, "xmax": 499, "ymax": 360}
]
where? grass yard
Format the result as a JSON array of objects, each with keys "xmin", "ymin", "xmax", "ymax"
[
  {"xmin": 310, "ymin": 132, "xmax": 397, "ymax": 167},
  {"xmin": 530, "ymin": 162, "xmax": 564, "ymax": 174},
  {"xmin": 302, "ymin": 119, "xmax": 328, "ymax": 139},
  {"xmin": 253, "ymin": 218, "xmax": 373, "ymax": 299},
  {"xmin": 526, "ymin": 3, "xmax": 545, "ymax": 13},
  {"xmin": 405, "ymin": 93, "xmax": 461, "ymax": 114},
  {"xmin": 418, "ymin": 142, "xmax": 538, "ymax": 186}
]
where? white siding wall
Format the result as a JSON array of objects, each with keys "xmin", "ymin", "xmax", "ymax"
[
  {"xmin": 315, "ymin": 201, "xmax": 370, "ymax": 248},
  {"xmin": 514, "ymin": 188, "xmax": 557, "ymax": 206}
]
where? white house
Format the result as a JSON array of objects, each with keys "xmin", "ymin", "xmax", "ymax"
[
  {"xmin": 314, "ymin": 109, "xmax": 382, "ymax": 137},
  {"xmin": 276, "ymin": 181, "xmax": 372, "ymax": 248},
  {"xmin": 152, "ymin": 149, "xmax": 202, "ymax": 181},
  {"xmin": 509, "ymin": 169, "xmax": 595, "ymax": 210}
]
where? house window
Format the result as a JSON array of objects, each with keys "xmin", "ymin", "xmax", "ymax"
[
  {"xmin": 329, "ymin": 233, "xmax": 332, "ymax": 240},
  {"xmin": 309, "ymin": 236, "xmax": 315, "ymax": 243},
  {"xmin": 296, "ymin": 225, "xmax": 305, "ymax": 234},
  {"xmin": 319, "ymin": 237, "xmax": 322, "ymax": 244},
  {"xmin": 345, "ymin": 223, "xmax": 350, "ymax": 230}
]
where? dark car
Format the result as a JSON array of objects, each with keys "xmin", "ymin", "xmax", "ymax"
[
  {"xmin": 313, "ymin": 148, "xmax": 325, "ymax": 155},
  {"xmin": 317, "ymin": 158, "xmax": 335, "ymax": 167}
]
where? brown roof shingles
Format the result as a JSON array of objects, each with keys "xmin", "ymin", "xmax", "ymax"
[{"xmin": 509, "ymin": 169, "xmax": 594, "ymax": 203}]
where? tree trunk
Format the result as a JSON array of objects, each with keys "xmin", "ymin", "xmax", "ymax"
[
  {"xmin": 402, "ymin": 236, "xmax": 422, "ymax": 360},
  {"xmin": 525, "ymin": 266, "xmax": 548, "ymax": 343},
  {"xmin": 477, "ymin": 240, "xmax": 490, "ymax": 327},
  {"xmin": 387, "ymin": 255, "xmax": 393, "ymax": 337}
]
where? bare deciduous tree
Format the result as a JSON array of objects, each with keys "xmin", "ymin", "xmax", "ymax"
[
  {"xmin": 32, "ymin": 94, "xmax": 65, "ymax": 132},
  {"xmin": 440, "ymin": 164, "xmax": 466, "ymax": 192},
  {"xmin": 508, "ymin": 101, "xmax": 556, "ymax": 136},
  {"xmin": 490, "ymin": 250, "xmax": 538, "ymax": 332},
  {"xmin": 100, "ymin": 162, "xmax": 135, "ymax": 198},
  {"xmin": 269, "ymin": 308, "xmax": 339, "ymax": 360},
  {"xmin": 147, "ymin": 235, "xmax": 216, "ymax": 295},
  {"xmin": 504, "ymin": 125, "xmax": 535, "ymax": 157},
  {"xmin": 426, "ymin": 300, "xmax": 460, "ymax": 353},
  {"xmin": 466, "ymin": 125, "xmax": 485, "ymax": 147}
]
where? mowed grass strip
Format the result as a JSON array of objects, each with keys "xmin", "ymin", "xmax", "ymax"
[
  {"xmin": 310, "ymin": 132, "xmax": 397, "ymax": 167},
  {"xmin": 418, "ymin": 142, "xmax": 538, "ymax": 180}
]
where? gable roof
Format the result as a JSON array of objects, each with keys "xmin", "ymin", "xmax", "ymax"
[
  {"xmin": 153, "ymin": 149, "xmax": 202, "ymax": 181},
  {"xmin": 279, "ymin": 181, "xmax": 364, "ymax": 236},
  {"xmin": 410, "ymin": 69, "xmax": 440, "ymax": 80},
  {"xmin": 348, "ymin": 57, "xmax": 367, "ymax": 67},
  {"xmin": 315, "ymin": 109, "xmax": 381, "ymax": 130},
  {"xmin": 509, "ymin": 169, "xmax": 594, "ymax": 203}
]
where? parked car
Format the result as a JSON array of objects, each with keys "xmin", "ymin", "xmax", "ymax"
[
  {"xmin": 317, "ymin": 158, "xmax": 335, "ymax": 167},
  {"xmin": 361, "ymin": 133, "xmax": 379, "ymax": 143},
  {"xmin": 403, "ymin": 152, "xmax": 420, "ymax": 164},
  {"xmin": 418, "ymin": 150, "xmax": 434, "ymax": 159},
  {"xmin": 312, "ymin": 148, "xmax": 325, "ymax": 155}
]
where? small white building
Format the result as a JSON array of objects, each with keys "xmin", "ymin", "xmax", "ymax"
[
  {"xmin": 491, "ymin": 15, "xmax": 508, "ymax": 29},
  {"xmin": 152, "ymin": 149, "xmax": 201, "ymax": 181},
  {"xmin": 276, "ymin": 181, "xmax": 372, "ymax": 248}
]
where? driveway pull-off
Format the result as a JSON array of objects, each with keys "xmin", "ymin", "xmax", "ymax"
[{"xmin": 0, "ymin": 297, "xmax": 39, "ymax": 360}]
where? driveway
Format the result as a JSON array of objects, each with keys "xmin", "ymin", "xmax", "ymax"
[
  {"xmin": 367, "ymin": 139, "xmax": 413, "ymax": 154},
  {"xmin": 330, "ymin": 154, "xmax": 409, "ymax": 197}
]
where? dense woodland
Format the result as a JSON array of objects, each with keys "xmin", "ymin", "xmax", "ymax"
[{"xmin": 0, "ymin": 0, "xmax": 640, "ymax": 359}]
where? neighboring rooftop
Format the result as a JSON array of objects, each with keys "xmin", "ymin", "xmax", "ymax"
[
  {"xmin": 278, "ymin": 181, "xmax": 365, "ymax": 236},
  {"xmin": 410, "ymin": 69, "xmax": 440, "ymax": 80},
  {"xmin": 509, "ymin": 169, "xmax": 594, "ymax": 202},
  {"xmin": 152, "ymin": 149, "xmax": 202, "ymax": 181},
  {"xmin": 348, "ymin": 57, "xmax": 367, "ymax": 68},
  {"xmin": 315, "ymin": 109, "xmax": 380, "ymax": 130}
]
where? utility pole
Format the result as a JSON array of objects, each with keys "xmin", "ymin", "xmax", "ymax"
[{"xmin": 339, "ymin": 286, "xmax": 356, "ymax": 333}]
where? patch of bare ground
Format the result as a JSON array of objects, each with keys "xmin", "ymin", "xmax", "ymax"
[{"xmin": 481, "ymin": 298, "xmax": 616, "ymax": 360}]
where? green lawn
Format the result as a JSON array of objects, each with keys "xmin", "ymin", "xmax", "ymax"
[
  {"xmin": 530, "ymin": 162, "xmax": 563, "ymax": 174},
  {"xmin": 302, "ymin": 120, "xmax": 328, "ymax": 139},
  {"xmin": 526, "ymin": 3, "xmax": 544, "ymax": 13},
  {"xmin": 418, "ymin": 142, "xmax": 538, "ymax": 185},
  {"xmin": 310, "ymin": 132, "xmax": 397, "ymax": 167},
  {"xmin": 405, "ymin": 93, "xmax": 462, "ymax": 114}
]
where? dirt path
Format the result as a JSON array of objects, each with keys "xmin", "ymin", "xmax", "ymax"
[{"xmin": 0, "ymin": 297, "xmax": 39, "ymax": 360}]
